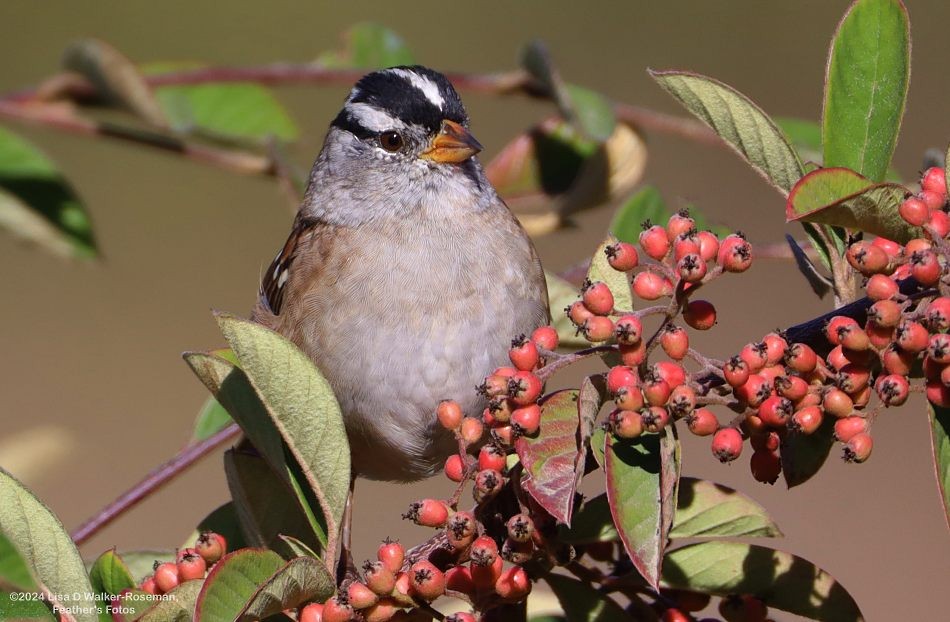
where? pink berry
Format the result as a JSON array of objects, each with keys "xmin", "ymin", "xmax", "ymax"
[
  {"xmin": 437, "ymin": 400, "xmax": 464, "ymax": 430},
  {"xmin": 581, "ymin": 315, "xmax": 614, "ymax": 342},
  {"xmin": 444, "ymin": 454, "xmax": 466, "ymax": 482},
  {"xmin": 711, "ymin": 428, "xmax": 743, "ymax": 462},
  {"xmin": 717, "ymin": 233, "xmax": 752, "ymax": 272},
  {"xmin": 686, "ymin": 407, "xmax": 718, "ymax": 436},
  {"xmin": 843, "ymin": 432, "xmax": 873, "ymax": 463},
  {"xmin": 531, "ymin": 325, "xmax": 559, "ymax": 351},
  {"xmin": 605, "ymin": 241, "xmax": 639, "ymax": 271},
  {"xmin": 676, "ymin": 253, "xmax": 707, "ymax": 283},
  {"xmin": 921, "ymin": 167, "xmax": 947, "ymax": 195},
  {"xmin": 508, "ymin": 335, "xmax": 540, "ymax": 371},
  {"xmin": 899, "ymin": 196, "xmax": 929, "ymax": 226},
  {"xmin": 403, "ymin": 499, "xmax": 449, "ymax": 528},
  {"xmin": 582, "ymin": 280, "xmax": 615, "ymax": 315},
  {"xmin": 640, "ymin": 224, "xmax": 671, "ymax": 260},
  {"xmin": 633, "ymin": 271, "xmax": 673, "ymax": 300}
]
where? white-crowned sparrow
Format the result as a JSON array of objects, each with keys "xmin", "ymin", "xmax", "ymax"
[{"xmin": 252, "ymin": 66, "xmax": 549, "ymax": 482}]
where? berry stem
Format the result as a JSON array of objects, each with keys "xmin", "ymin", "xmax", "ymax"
[{"xmin": 535, "ymin": 345, "xmax": 617, "ymax": 382}]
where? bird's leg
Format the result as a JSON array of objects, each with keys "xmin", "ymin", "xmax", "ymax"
[{"xmin": 336, "ymin": 475, "xmax": 358, "ymax": 583}]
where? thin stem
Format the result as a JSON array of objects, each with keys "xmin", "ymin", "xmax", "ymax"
[
  {"xmin": 70, "ymin": 423, "xmax": 241, "ymax": 545},
  {"xmin": 536, "ymin": 345, "xmax": 616, "ymax": 381}
]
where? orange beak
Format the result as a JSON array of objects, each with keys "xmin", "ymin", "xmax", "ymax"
[{"xmin": 420, "ymin": 120, "xmax": 483, "ymax": 164}]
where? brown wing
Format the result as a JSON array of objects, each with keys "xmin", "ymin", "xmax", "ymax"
[{"xmin": 259, "ymin": 218, "xmax": 318, "ymax": 315}]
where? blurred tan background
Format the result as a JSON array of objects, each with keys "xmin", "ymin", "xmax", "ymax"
[{"xmin": 1, "ymin": 1, "xmax": 948, "ymax": 620}]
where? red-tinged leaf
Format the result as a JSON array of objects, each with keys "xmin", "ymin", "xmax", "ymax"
[
  {"xmin": 786, "ymin": 167, "xmax": 914, "ymax": 242},
  {"xmin": 929, "ymin": 403, "xmax": 950, "ymax": 528},
  {"xmin": 194, "ymin": 548, "xmax": 284, "ymax": 622},
  {"xmin": 605, "ymin": 429, "xmax": 678, "ymax": 590},
  {"xmin": 515, "ymin": 390, "xmax": 582, "ymax": 524},
  {"xmin": 575, "ymin": 375, "xmax": 607, "ymax": 485}
]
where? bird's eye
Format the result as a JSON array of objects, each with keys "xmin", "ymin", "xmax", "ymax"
[{"xmin": 379, "ymin": 131, "xmax": 404, "ymax": 152}]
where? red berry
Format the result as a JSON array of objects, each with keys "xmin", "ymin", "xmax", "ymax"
[
  {"xmin": 153, "ymin": 562, "xmax": 180, "ymax": 594},
  {"xmin": 460, "ymin": 417, "xmax": 484, "ymax": 444},
  {"xmin": 391, "ymin": 572, "xmax": 413, "ymax": 606},
  {"xmin": 846, "ymin": 241, "xmax": 889, "ymax": 275},
  {"xmin": 910, "ymin": 249, "xmax": 942, "ymax": 286},
  {"xmin": 736, "ymin": 373, "xmax": 771, "ymax": 407},
  {"xmin": 444, "ymin": 454, "xmax": 466, "ymax": 482},
  {"xmin": 581, "ymin": 315, "xmax": 615, "ymax": 342},
  {"xmin": 377, "ymin": 540, "xmax": 405, "ymax": 574},
  {"xmin": 474, "ymin": 468, "xmax": 505, "ymax": 502},
  {"xmin": 508, "ymin": 371, "xmax": 542, "ymax": 405},
  {"xmin": 774, "ymin": 375, "xmax": 808, "ymax": 402},
  {"xmin": 176, "ymin": 549, "xmax": 207, "ymax": 581},
  {"xmin": 614, "ymin": 314, "xmax": 643, "ymax": 345},
  {"xmin": 633, "ymin": 271, "xmax": 674, "ymax": 300},
  {"xmin": 785, "ymin": 342, "xmax": 818, "ymax": 373},
  {"xmin": 660, "ymin": 324, "xmax": 690, "ymax": 360},
  {"xmin": 921, "ymin": 167, "xmax": 947, "ymax": 195},
  {"xmin": 667, "ymin": 211, "xmax": 696, "ymax": 241},
  {"xmin": 718, "ymin": 233, "xmax": 753, "ymax": 272},
  {"xmin": 750, "ymin": 449, "xmax": 782, "ymax": 484},
  {"xmin": 758, "ymin": 395, "xmax": 793, "ymax": 428},
  {"xmin": 362, "ymin": 598, "xmax": 397, "ymax": 622},
  {"xmin": 927, "ymin": 380, "xmax": 950, "ymax": 407},
  {"xmin": 140, "ymin": 575, "xmax": 158, "ymax": 595},
  {"xmin": 322, "ymin": 596, "xmax": 354, "ymax": 622},
  {"xmin": 668, "ymin": 385, "xmax": 696, "ymax": 418},
  {"xmin": 739, "ymin": 341, "xmax": 768, "ymax": 372},
  {"xmin": 896, "ymin": 320, "xmax": 929, "ymax": 352},
  {"xmin": 653, "ymin": 361, "xmax": 687, "ymax": 387},
  {"xmin": 531, "ymin": 325, "xmax": 559, "ymax": 351},
  {"xmin": 606, "ymin": 365, "xmax": 639, "ymax": 395},
  {"xmin": 409, "ymin": 561, "xmax": 446, "ymax": 601},
  {"xmin": 509, "ymin": 335, "xmax": 540, "ymax": 371},
  {"xmin": 495, "ymin": 565, "xmax": 531, "ymax": 602},
  {"xmin": 683, "ymin": 299, "xmax": 717, "ymax": 330},
  {"xmin": 711, "ymin": 428, "xmax": 743, "ymax": 463},
  {"xmin": 618, "ymin": 341, "xmax": 647, "ymax": 366},
  {"xmin": 662, "ymin": 609, "xmax": 691, "ymax": 622},
  {"xmin": 882, "ymin": 344, "xmax": 915, "ymax": 376},
  {"xmin": 478, "ymin": 445, "xmax": 506, "ymax": 473},
  {"xmin": 920, "ymin": 189, "xmax": 946, "ymax": 211},
  {"xmin": 470, "ymin": 535, "xmax": 499, "ymax": 567},
  {"xmin": 866, "ymin": 274, "xmax": 899, "ymax": 301},
  {"xmin": 605, "ymin": 241, "xmax": 639, "ymax": 271},
  {"xmin": 641, "ymin": 406, "xmax": 671, "ymax": 434},
  {"xmin": 875, "ymin": 374, "xmax": 909, "ymax": 407},
  {"xmin": 403, "ymin": 499, "xmax": 449, "ymax": 528},
  {"xmin": 927, "ymin": 209, "xmax": 950, "ymax": 238},
  {"xmin": 867, "ymin": 299, "xmax": 901, "ymax": 328},
  {"xmin": 640, "ymin": 224, "xmax": 671, "ymax": 260},
  {"xmin": 642, "ymin": 375, "xmax": 672, "ymax": 406},
  {"xmin": 506, "ymin": 513, "xmax": 536, "ymax": 543},
  {"xmin": 614, "ymin": 386, "xmax": 644, "ymax": 411},
  {"xmin": 511, "ymin": 403, "xmax": 541, "ymax": 436},
  {"xmin": 677, "ymin": 253, "xmax": 707, "ymax": 283},
  {"xmin": 927, "ymin": 297, "xmax": 950, "ymax": 331},
  {"xmin": 492, "ymin": 424, "xmax": 515, "ymax": 446},
  {"xmin": 347, "ymin": 581, "xmax": 379, "ymax": 609},
  {"xmin": 445, "ymin": 566, "xmax": 475, "ymax": 596},
  {"xmin": 723, "ymin": 356, "xmax": 750, "ymax": 388},
  {"xmin": 750, "ymin": 430, "xmax": 781, "ymax": 452},
  {"xmin": 843, "ymin": 432, "xmax": 873, "ymax": 463},
  {"xmin": 363, "ymin": 561, "xmax": 397, "ymax": 596},
  {"xmin": 899, "ymin": 196, "xmax": 930, "ymax": 226},
  {"xmin": 582, "ymin": 280, "xmax": 615, "ymax": 316},
  {"xmin": 673, "ymin": 232, "xmax": 701, "ymax": 262},
  {"xmin": 195, "ymin": 532, "xmax": 226, "ymax": 565},
  {"xmin": 686, "ymin": 407, "xmax": 719, "ymax": 436},
  {"xmin": 437, "ymin": 400, "xmax": 464, "ymax": 430},
  {"xmin": 470, "ymin": 554, "xmax": 503, "ymax": 591},
  {"xmin": 696, "ymin": 230, "xmax": 720, "ymax": 261},
  {"xmin": 299, "ymin": 603, "xmax": 324, "ymax": 622},
  {"xmin": 610, "ymin": 409, "xmax": 644, "ymax": 439},
  {"xmin": 789, "ymin": 405, "xmax": 823, "ymax": 434},
  {"xmin": 834, "ymin": 416, "xmax": 867, "ymax": 443},
  {"xmin": 566, "ymin": 301, "xmax": 594, "ymax": 327},
  {"xmin": 825, "ymin": 316, "xmax": 858, "ymax": 346}
]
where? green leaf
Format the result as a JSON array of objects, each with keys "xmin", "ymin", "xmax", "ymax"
[
  {"xmin": 139, "ymin": 579, "xmax": 202, "ymax": 622},
  {"xmin": 224, "ymin": 448, "xmax": 324, "ymax": 556},
  {"xmin": 545, "ymin": 573, "xmax": 628, "ymax": 621},
  {"xmin": 587, "ymin": 238, "xmax": 634, "ymax": 313},
  {"xmin": 564, "ymin": 84, "xmax": 617, "ymax": 143},
  {"xmin": 0, "ymin": 468, "xmax": 98, "ymax": 622},
  {"xmin": 278, "ymin": 535, "xmax": 320, "ymax": 560},
  {"xmin": 822, "ymin": 0, "xmax": 910, "ymax": 182},
  {"xmin": 662, "ymin": 541, "xmax": 864, "ymax": 621},
  {"xmin": 558, "ymin": 493, "xmax": 614, "ymax": 544},
  {"xmin": 192, "ymin": 397, "xmax": 234, "ymax": 442},
  {"xmin": 611, "ymin": 186, "xmax": 670, "ymax": 244},
  {"xmin": 88, "ymin": 549, "xmax": 135, "ymax": 622},
  {"xmin": 786, "ymin": 167, "xmax": 915, "ymax": 242},
  {"xmin": 214, "ymin": 314, "xmax": 350, "ymax": 543},
  {"xmin": 0, "ymin": 591, "xmax": 55, "ymax": 621},
  {"xmin": 144, "ymin": 63, "xmax": 298, "ymax": 142},
  {"xmin": 236, "ymin": 556, "xmax": 334, "ymax": 621},
  {"xmin": 670, "ymin": 478, "xmax": 783, "ymax": 538},
  {"xmin": 649, "ymin": 69, "xmax": 804, "ymax": 195},
  {"xmin": 194, "ymin": 548, "xmax": 282, "ymax": 622},
  {"xmin": 315, "ymin": 23, "xmax": 414, "ymax": 69},
  {"xmin": 604, "ymin": 430, "xmax": 678, "ymax": 590},
  {"xmin": 184, "ymin": 352, "xmax": 329, "ymax": 550},
  {"xmin": 544, "ymin": 271, "xmax": 587, "ymax": 348},
  {"xmin": 776, "ymin": 117, "xmax": 823, "ymax": 164},
  {"xmin": 589, "ymin": 427, "xmax": 607, "ymax": 469},
  {"xmin": 0, "ymin": 126, "xmax": 96, "ymax": 258},
  {"xmin": 929, "ymin": 404, "xmax": 950, "ymax": 527},
  {"xmin": 0, "ymin": 530, "xmax": 36, "ymax": 591},
  {"xmin": 515, "ymin": 390, "xmax": 582, "ymax": 525},
  {"xmin": 781, "ymin": 417, "xmax": 837, "ymax": 488}
]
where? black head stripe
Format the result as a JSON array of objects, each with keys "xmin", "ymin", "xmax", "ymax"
[{"xmin": 343, "ymin": 66, "xmax": 468, "ymax": 134}]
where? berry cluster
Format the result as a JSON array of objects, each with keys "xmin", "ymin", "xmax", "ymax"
[{"xmin": 138, "ymin": 531, "xmax": 226, "ymax": 595}]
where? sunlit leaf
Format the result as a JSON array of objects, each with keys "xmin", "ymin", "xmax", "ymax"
[
  {"xmin": 545, "ymin": 573, "xmax": 628, "ymax": 621},
  {"xmin": 649, "ymin": 70, "xmax": 804, "ymax": 195},
  {"xmin": 515, "ymin": 390, "xmax": 582, "ymax": 525},
  {"xmin": 786, "ymin": 167, "xmax": 914, "ymax": 242},
  {"xmin": 236, "ymin": 556, "xmax": 334, "ymax": 621},
  {"xmin": 315, "ymin": 23, "xmax": 414, "ymax": 69},
  {"xmin": 0, "ymin": 468, "xmax": 97, "ymax": 622},
  {"xmin": 929, "ymin": 404, "xmax": 950, "ymax": 527},
  {"xmin": 822, "ymin": 0, "xmax": 910, "ymax": 182},
  {"xmin": 545, "ymin": 271, "xmax": 586, "ymax": 348},
  {"xmin": 0, "ymin": 126, "xmax": 96, "ymax": 258},
  {"xmin": 88, "ymin": 549, "xmax": 135, "ymax": 622},
  {"xmin": 670, "ymin": 478, "xmax": 782, "ymax": 538},
  {"xmin": 662, "ymin": 541, "xmax": 864, "ymax": 621}
]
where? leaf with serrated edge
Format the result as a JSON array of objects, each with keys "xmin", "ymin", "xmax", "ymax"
[
  {"xmin": 662, "ymin": 541, "xmax": 863, "ymax": 621},
  {"xmin": 588, "ymin": 238, "xmax": 634, "ymax": 313},
  {"xmin": 670, "ymin": 478, "xmax": 782, "ymax": 538},
  {"xmin": 139, "ymin": 579, "xmax": 202, "ymax": 622},
  {"xmin": 604, "ymin": 430, "xmax": 676, "ymax": 590},
  {"xmin": 929, "ymin": 404, "xmax": 950, "ymax": 528},
  {"xmin": 515, "ymin": 390, "xmax": 581, "ymax": 524},
  {"xmin": 545, "ymin": 573, "xmax": 628, "ymax": 621},
  {"xmin": 214, "ymin": 314, "xmax": 350, "ymax": 543},
  {"xmin": 787, "ymin": 167, "xmax": 915, "ymax": 242},
  {"xmin": 649, "ymin": 70, "xmax": 804, "ymax": 195},
  {"xmin": 236, "ymin": 556, "xmax": 334, "ymax": 621},
  {"xmin": 195, "ymin": 549, "xmax": 284, "ymax": 622},
  {"xmin": 0, "ymin": 468, "xmax": 97, "ymax": 622},
  {"xmin": 822, "ymin": 0, "xmax": 909, "ymax": 182},
  {"xmin": 183, "ymin": 352, "xmax": 328, "ymax": 548}
]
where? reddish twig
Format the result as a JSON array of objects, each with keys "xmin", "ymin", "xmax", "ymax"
[{"xmin": 70, "ymin": 423, "xmax": 241, "ymax": 545}]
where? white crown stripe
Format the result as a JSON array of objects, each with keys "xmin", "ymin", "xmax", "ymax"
[
  {"xmin": 343, "ymin": 102, "xmax": 406, "ymax": 132},
  {"xmin": 387, "ymin": 68, "xmax": 445, "ymax": 111}
]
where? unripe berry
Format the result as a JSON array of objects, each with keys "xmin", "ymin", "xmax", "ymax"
[
  {"xmin": 508, "ymin": 335, "xmax": 540, "ymax": 371},
  {"xmin": 495, "ymin": 565, "xmax": 531, "ymax": 602},
  {"xmin": 409, "ymin": 561, "xmax": 445, "ymax": 601},
  {"xmin": 511, "ymin": 403, "xmax": 541, "ymax": 436},
  {"xmin": 723, "ymin": 356, "xmax": 750, "ymax": 388},
  {"xmin": 750, "ymin": 449, "xmax": 781, "ymax": 484},
  {"xmin": 758, "ymin": 395, "xmax": 793, "ymax": 428},
  {"xmin": 605, "ymin": 241, "xmax": 639, "ymax": 271},
  {"xmin": 582, "ymin": 280, "xmax": 615, "ymax": 315},
  {"xmin": 899, "ymin": 196, "xmax": 930, "ymax": 226},
  {"xmin": 459, "ymin": 417, "xmax": 484, "ymax": 444},
  {"xmin": 470, "ymin": 535, "xmax": 499, "ymax": 567},
  {"xmin": 789, "ymin": 405, "xmax": 823, "ymax": 434},
  {"xmin": 640, "ymin": 224, "xmax": 671, "ymax": 260},
  {"xmin": 718, "ymin": 233, "xmax": 753, "ymax": 272},
  {"xmin": 676, "ymin": 253, "xmax": 707, "ymax": 283},
  {"xmin": 633, "ymin": 271, "xmax": 674, "ymax": 300},
  {"xmin": 921, "ymin": 166, "xmax": 947, "ymax": 195},
  {"xmin": 153, "ymin": 562, "xmax": 180, "ymax": 594},
  {"xmin": 377, "ymin": 540, "xmax": 405, "ymax": 574},
  {"xmin": 195, "ymin": 532, "xmax": 227, "ymax": 565},
  {"xmin": 610, "ymin": 409, "xmax": 644, "ymax": 439},
  {"xmin": 508, "ymin": 372, "xmax": 542, "ymax": 405},
  {"xmin": 683, "ymin": 299, "xmax": 717, "ymax": 330},
  {"xmin": 581, "ymin": 315, "xmax": 615, "ymax": 343},
  {"xmin": 641, "ymin": 406, "xmax": 671, "ymax": 434},
  {"xmin": 531, "ymin": 325, "xmax": 559, "ymax": 351},
  {"xmin": 711, "ymin": 428, "xmax": 743, "ymax": 463},
  {"xmin": 346, "ymin": 581, "xmax": 378, "ymax": 610},
  {"xmin": 437, "ymin": 400, "xmax": 464, "ymax": 430},
  {"xmin": 566, "ymin": 301, "xmax": 594, "ymax": 327},
  {"xmin": 506, "ymin": 513, "xmax": 536, "ymax": 543},
  {"xmin": 403, "ymin": 499, "xmax": 449, "ymax": 528},
  {"xmin": 843, "ymin": 432, "xmax": 873, "ymax": 463},
  {"xmin": 363, "ymin": 561, "xmax": 397, "ymax": 596},
  {"xmin": 896, "ymin": 320, "xmax": 929, "ymax": 353},
  {"xmin": 444, "ymin": 566, "xmax": 475, "ymax": 596},
  {"xmin": 176, "ymin": 549, "xmax": 207, "ymax": 581},
  {"xmin": 686, "ymin": 407, "xmax": 718, "ymax": 436},
  {"xmin": 613, "ymin": 314, "xmax": 643, "ymax": 345},
  {"xmin": 474, "ymin": 469, "xmax": 504, "ymax": 502},
  {"xmin": 834, "ymin": 416, "xmax": 867, "ymax": 443},
  {"xmin": 660, "ymin": 324, "xmax": 689, "ymax": 360},
  {"xmin": 299, "ymin": 603, "xmax": 324, "ymax": 622}
]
